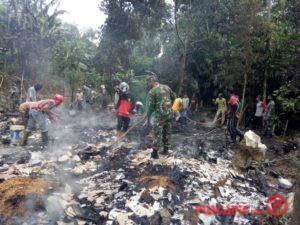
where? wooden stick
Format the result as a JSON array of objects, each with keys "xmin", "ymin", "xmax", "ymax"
[
  {"xmin": 20, "ymin": 72, "xmax": 24, "ymax": 102},
  {"xmin": 0, "ymin": 74, "xmax": 4, "ymax": 89},
  {"xmin": 107, "ymin": 114, "xmax": 147, "ymax": 148},
  {"xmin": 186, "ymin": 116, "xmax": 221, "ymax": 125},
  {"xmin": 283, "ymin": 120, "xmax": 289, "ymax": 137}
]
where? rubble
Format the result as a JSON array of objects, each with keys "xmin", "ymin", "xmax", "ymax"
[
  {"xmin": 286, "ymin": 193, "xmax": 295, "ymax": 215},
  {"xmin": 278, "ymin": 177, "xmax": 293, "ymax": 189},
  {"xmin": 0, "ymin": 113, "xmax": 297, "ymax": 224},
  {"xmin": 0, "ymin": 177, "xmax": 49, "ymax": 221},
  {"xmin": 243, "ymin": 130, "xmax": 267, "ymax": 161}
]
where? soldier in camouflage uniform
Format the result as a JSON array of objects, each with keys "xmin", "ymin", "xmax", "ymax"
[
  {"xmin": 147, "ymin": 74, "xmax": 176, "ymax": 159},
  {"xmin": 10, "ymin": 86, "xmax": 20, "ymax": 111},
  {"xmin": 263, "ymin": 95, "xmax": 275, "ymax": 138}
]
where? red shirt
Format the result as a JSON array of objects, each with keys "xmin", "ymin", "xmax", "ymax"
[{"xmin": 118, "ymin": 100, "xmax": 132, "ymax": 118}]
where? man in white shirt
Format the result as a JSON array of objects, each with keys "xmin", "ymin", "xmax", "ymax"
[
  {"xmin": 26, "ymin": 84, "xmax": 43, "ymax": 102},
  {"xmin": 182, "ymin": 94, "xmax": 190, "ymax": 119},
  {"xmin": 253, "ymin": 96, "xmax": 264, "ymax": 130}
]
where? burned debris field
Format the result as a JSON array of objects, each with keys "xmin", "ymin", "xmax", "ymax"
[
  {"xmin": 0, "ymin": 111, "xmax": 298, "ymax": 225},
  {"xmin": 0, "ymin": 0, "xmax": 300, "ymax": 224}
]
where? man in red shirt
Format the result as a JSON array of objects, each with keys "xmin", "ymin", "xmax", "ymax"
[
  {"xmin": 227, "ymin": 88, "xmax": 244, "ymax": 143},
  {"xmin": 19, "ymin": 94, "xmax": 64, "ymax": 146}
]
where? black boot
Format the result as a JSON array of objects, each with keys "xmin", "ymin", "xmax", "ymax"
[
  {"xmin": 161, "ymin": 146, "xmax": 168, "ymax": 155},
  {"xmin": 41, "ymin": 131, "xmax": 49, "ymax": 146},
  {"xmin": 151, "ymin": 148, "xmax": 159, "ymax": 159},
  {"xmin": 20, "ymin": 131, "xmax": 30, "ymax": 146}
]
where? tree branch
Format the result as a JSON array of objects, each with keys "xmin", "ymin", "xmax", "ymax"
[{"xmin": 174, "ymin": 0, "xmax": 185, "ymax": 49}]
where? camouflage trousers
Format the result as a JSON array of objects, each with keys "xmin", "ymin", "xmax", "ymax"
[
  {"xmin": 263, "ymin": 117, "xmax": 274, "ymax": 136},
  {"xmin": 153, "ymin": 112, "xmax": 172, "ymax": 148},
  {"xmin": 11, "ymin": 99, "xmax": 19, "ymax": 111}
]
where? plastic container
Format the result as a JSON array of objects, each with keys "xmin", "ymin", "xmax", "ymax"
[{"xmin": 10, "ymin": 125, "xmax": 25, "ymax": 144}]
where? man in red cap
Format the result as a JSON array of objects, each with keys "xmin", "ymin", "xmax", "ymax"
[{"xmin": 19, "ymin": 94, "xmax": 64, "ymax": 146}]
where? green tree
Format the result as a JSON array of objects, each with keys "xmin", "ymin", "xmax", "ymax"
[
  {"xmin": 2, "ymin": 0, "xmax": 64, "ymax": 77},
  {"xmin": 51, "ymin": 24, "xmax": 99, "ymax": 101}
]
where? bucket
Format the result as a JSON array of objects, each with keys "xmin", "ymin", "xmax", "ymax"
[{"xmin": 10, "ymin": 125, "xmax": 25, "ymax": 144}]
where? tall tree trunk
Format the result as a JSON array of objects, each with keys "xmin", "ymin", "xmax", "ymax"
[
  {"xmin": 20, "ymin": 71, "xmax": 25, "ymax": 102},
  {"xmin": 174, "ymin": 0, "xmax": 186, "ymax": 95},
  {"xmin": 71, "ymin": 88, "xmax": 74, "ymax": 103},
  {"xmin": 263, "ymin": 69, "xmax": 268, "ymax": 101},
  {"xmin": 178, "ymin": 41, "xmax": 187, "ymax": 95},
  {"xmin": 263, "ymin": 0, "xmax": 272, "ymax": 102},
  {"xmin": 238, "ymin": 72, "xmax": 248, "ymax": 127}
]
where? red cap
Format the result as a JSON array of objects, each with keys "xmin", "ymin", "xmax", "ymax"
[{"xmin": 53, "ymin": 94, "xmax": 64, "ymax": 106}]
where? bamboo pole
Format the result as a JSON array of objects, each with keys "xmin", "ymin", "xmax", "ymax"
[{"xmin": 283, "ymin": 120, "xmax": 289, "ymax": 137}]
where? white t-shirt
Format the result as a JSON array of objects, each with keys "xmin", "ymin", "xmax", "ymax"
[
  {"xmin": 255, "ymin": 101, "xmax": 263, "ymax": 117},
  {"xmin": 26, "ymin": 86, "xmax": 36, "ymax": 102},
  {"xmin": 182, "ymin": 97, "xmax": 189, "ymax": 109}
]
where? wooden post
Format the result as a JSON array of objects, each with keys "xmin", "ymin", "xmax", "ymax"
[
  {"xmin": 20, "ymin": 71, "xmax": 24, "ymax": 102},
  {"xmin": 283, "ymin": 120, "xmax": 289, "ymax": 137}
]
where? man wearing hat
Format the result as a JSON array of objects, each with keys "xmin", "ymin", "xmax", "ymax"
[{"xmin": 26, "ymin": 83, "xmax": 43, "ymax": 102}]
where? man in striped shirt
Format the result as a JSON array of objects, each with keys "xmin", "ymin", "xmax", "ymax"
[{"xmin": 19, "ymin": 94, "xmax": 64, "ymax": 146}]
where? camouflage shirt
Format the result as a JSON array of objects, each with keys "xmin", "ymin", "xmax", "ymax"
[
  {"xmin": 148, "ymin": 84, "xmax": 176, "ymax": 116},
  {"xmin": 264, "ymin": 100, "xmax": 275, "ymax": 119}
]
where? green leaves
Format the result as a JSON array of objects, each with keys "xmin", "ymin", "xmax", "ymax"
[
  {"xmin": 2, "ymin": 0, "xmax": 64, "ymax": 77},
  {"xmin": 275, "ymin": 82, "xmax": 300, "ymax": 113}
]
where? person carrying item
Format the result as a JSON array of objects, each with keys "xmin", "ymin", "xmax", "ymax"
[
  {"xmin": 115, "ymin": 82, "xmax": 135, "ymax": 135},
  {"xmin": 147, "ymin": 74, "xmax": 176, "ymax": 159},
  {"xmin": 227, "ymin": 88, "xmax": 244, "ymax": 143},
  {"xmin": 20, "ymin": 94, "xmax": 64, "ymax": 146},
  {"xmin": 213, "ymin": 93, "xmax": 227, "ymax": 125},
  {"xmin": 26, "ymin": 84, "xmax": 43, "ymax": 102}
]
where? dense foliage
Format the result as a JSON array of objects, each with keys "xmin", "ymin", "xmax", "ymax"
[{"xmin": 0, "ymin": 0, "xmax": 299, "ymax": 134}]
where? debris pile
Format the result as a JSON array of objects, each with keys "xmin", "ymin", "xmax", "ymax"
[
  {"xmin": 0, "ymin": 177, "xmax": 49, "ymax": 223},
  {"xmin": 0, "ymin": 113, "xmax": 298, "ymax": 224}
]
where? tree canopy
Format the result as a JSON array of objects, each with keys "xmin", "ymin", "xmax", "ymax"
[{"xmin": 0, "ymin": 0, "xmax": 299, "ymax": 134}]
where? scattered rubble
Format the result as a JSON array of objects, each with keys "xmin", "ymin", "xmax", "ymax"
[
  {"xmin": 0, "ymin": 112, "xmax": 298, "ymax": 224},
  {"xmin": 278, "ymin": 178, "xmax": 293, "ymax": 190}
]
